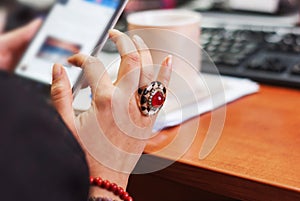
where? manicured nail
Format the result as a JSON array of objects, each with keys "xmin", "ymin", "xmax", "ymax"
[
  {"xmin": 52, "ymin": 64, "xmax": 62, "ymax": 80},
  {"xmin": 109, "ymin": 29, "xmax": 121, "ymax": 37},
  {"xmin": 166, "ymin": 55, "xmax": 172, "ymax": 67},
  {"xmin": 67, "ymin": 55, "xmax": 76, "ymax": 64},
  {"xmin": 67, "ymin": 56, "xmax": 73, "ymax": 62},
  {"xmin": 29, "ymin": 17, "xmax": 42, "ymax": 26},
  {"xmin": 109, "ymin": 29, "xmax": 121, "ymax": 34}
]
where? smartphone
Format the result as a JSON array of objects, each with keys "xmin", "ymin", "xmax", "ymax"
[{"xmin": 15, "ymin": 0, "xmax": 128, "ymax": 96}]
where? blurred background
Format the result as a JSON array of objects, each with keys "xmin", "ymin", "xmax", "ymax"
[
  {"xmin": 0, "ymin": 0, "xmax": 185, "ymax": 32},
  {"xmin": 1, "ymin": 0, "xmax": 299, "ymax": 32},
  {"xmin": 2, "ymin": 0, "xmax": 300, "ymax": 88}
]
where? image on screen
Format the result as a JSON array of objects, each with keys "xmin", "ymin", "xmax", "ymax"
[{"xmin": 37, "ymin": 36, "xmax": 81, "ymax": 66}]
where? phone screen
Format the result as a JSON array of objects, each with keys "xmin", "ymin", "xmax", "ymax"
[{"xmin": 15, "ymin": 0, "xmax": 127, "ymax": 88}]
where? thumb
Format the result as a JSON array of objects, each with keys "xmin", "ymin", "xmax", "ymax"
[{"xmin": 51, "ymin": 64, "xmax": 76, "ymax": 133}]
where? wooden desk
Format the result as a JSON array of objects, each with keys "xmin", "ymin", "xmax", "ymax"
[{"xmin": 128, "ymin": 85, "xmax": 300, "ymax": 201}]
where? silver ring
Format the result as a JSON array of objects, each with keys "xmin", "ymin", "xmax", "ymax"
[{"xmin": 137, "ymin": 81, "xmax": 166, "ymax": 116}]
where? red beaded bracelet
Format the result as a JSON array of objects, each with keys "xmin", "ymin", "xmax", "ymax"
[{"xmin": 89, "ymin": 176, "xmax": 133, "ymax": 201}]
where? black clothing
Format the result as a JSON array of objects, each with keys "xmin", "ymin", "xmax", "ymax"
[{"xmin": 0, "ymin": 71, "xmax": 89, "ymax": 201}]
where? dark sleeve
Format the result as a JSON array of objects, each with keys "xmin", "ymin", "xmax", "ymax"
[{"xmin": 0, "ymin": 71, "xmax": 89, "ymax": 201}]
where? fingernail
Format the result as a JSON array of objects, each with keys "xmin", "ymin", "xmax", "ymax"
[
  {"xmin": 109, "ymin": 29, "xmax": 121, "ymax": 37},
  {"xmin": 68, "ymin": 54, "xmax": 75, "ymax": 60},
  {"xmin": 52, "ymin": 65, "xmax": 62, "ymax": 80},
  {"xmin": 109, "ymin": 29, "xmax": 121, "ymax": 34},
  {"xmin": 67, "ymin": 55, "xmax": 76, "ymax": 64},
  {"xmin": 29, "ymin": 17, "xmax": 42, "ymax": 26},
  {"xmin": 167, "ymin": 55, "xmax": 172, "ymax": 67}
]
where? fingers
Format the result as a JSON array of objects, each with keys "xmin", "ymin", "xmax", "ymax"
[
  {"xmin": 109, "ymin": 29, "xmax": 137, "ymax": 56},
  {"xmin": 68, "ymin": 54, "xmax": 112, "ymax": 93},
  {"xmin": 0, "ymin": 52, "xmax": 12, "ymax": 72},
  {"xmin": 157, "ymin": 55, "xmax": 173, "ymax": 87},
  {"xmin": 51, "ymin": 64, "xmax": 76, "ymax": 133},
  {"xmin": 109, "ymin": 29, "xmax": 172, "ymax": 94},
  {"xmin": 109, "ymin": 29, "xmax": 140, "ymax": 90},
  {"xmin": 0, "ymin": 18, "xmax": 42, "ymax": 51},
  {"xmin": 0, "ymin": 18, "xmax": 42, "ymax": 71},
  {"xmin": 132, "ymin": 35, "xmax": 154, "ymax": 88}
]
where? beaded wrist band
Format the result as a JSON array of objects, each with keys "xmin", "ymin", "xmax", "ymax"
[
  {"xmin": 89, "ymin": 177, "xmax": 133, "ymax": 201},
  {"xmin": 88, "ymin": 197, "xmax": 116, "ymax": 201}
]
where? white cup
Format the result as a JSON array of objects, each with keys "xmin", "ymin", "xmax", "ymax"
[
  {"xmin": 127, "ymin": 9, "xmax": 201, "ymax": 42},
  {"xmin": 127, "ymin": 9, "xmax": 203, "ymax": 114},
  {"xmin": 127, "ymin": 9, "xmax": 201, "ymax": 72}
]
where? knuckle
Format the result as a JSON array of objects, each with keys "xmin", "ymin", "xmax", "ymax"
[
  {"xmin": 161, "ymin": 80, "xmax": 169, "ymax": 88},
  {"xmin": 160, "ymin": 77, "xmax": 169, "ymax": 86},
  {"xmin": 124, "ymin": 52, "xmax": 140, "ymax": 65},
  {"xmin": 142, "ymin": 71, "xmax": 154, "ymax": 84},
  {"xmin": 84, "ymin": 56, "xmax": 102, "ymax": 67},
  {"xmin": 51, "ymin": 85, "xmax": 71, "ymax": 101},
  {"xmin": 101, "ymin": 92, "xmax": 112, "ymax": 104},
  {"xmin": 94, "ymin": 88, "xmax": 113, "ymax": 109}
]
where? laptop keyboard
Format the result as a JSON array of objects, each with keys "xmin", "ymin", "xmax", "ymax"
[{"xmin": 201, "ymin": 26, "xmax": 300, "ymax": 88}]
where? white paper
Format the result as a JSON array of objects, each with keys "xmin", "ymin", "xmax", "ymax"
[
  {"xmin": 153, "ymin": 74, "xmax": 259, "ymax": 131},
  {"xmin": 73, "ymin": 73, "xmax": 259, "ymax": 131},
  {"xmin": 228, "ymin": 0, "xmax": 279, "ymax": 13},
  {"xmin": 73, "ymin": 52, "xmax": 259, "ymax": 131}
]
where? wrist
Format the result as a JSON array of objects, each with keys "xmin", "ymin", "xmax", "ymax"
[
  {"xmin": 87, "ymin": 153, "xmax": 130, "ymax": 189},
  {"xmin": 89, "ymin": 177, "xmax": 133, "ymax": 201}
]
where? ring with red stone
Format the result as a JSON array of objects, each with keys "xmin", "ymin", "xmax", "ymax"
[{"xmin": 137, "ymin": 81, "xmax": 166, "ymax": 116}]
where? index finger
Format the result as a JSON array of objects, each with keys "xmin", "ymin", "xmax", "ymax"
[
  {"xmin": 68, "ymin": 54, "xmax": 112, "ymax": 92},
  {"xmin": 132, "ymin": 35, "xmax": 154, "ymax": 88}
]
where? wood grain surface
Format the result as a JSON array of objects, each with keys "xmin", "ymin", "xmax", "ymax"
[{"xmin": 140, "ymin": 85, "xmax": 300, "ymax": 200}]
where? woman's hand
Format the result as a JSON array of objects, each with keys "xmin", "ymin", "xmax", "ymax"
[
  {"xmin": 51, "ymin": 29, "xmax": 172, "ymax": 199},
  {"xmin": 0, "ymin": 19, "xmax": 42, "ymax": 72}
]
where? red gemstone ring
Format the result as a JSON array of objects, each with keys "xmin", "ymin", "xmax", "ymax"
[{"xmin": 137, "ymin": 81, "xmax": 166, "ymax": 116}]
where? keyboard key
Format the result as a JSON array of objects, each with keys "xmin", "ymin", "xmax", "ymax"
[
  {"xmin": 201, "ymin": 26, "xmax": 300, "ymax": 88},
  {"xmin": 218, "ymin": 46, "xmax": 228, "ymax": 52},
  {"xmin": 293, "ymin": 45, "xmax": 300, "ymax": 53},
  {"xmin": 247, "ymin": 59, "xmax": 261, "ymax": 70},
  {"xmin": 247, "ymin": 58, "xmax": 287, "ymax": 73},
  {"xmin": 291, "ymin": 64, "xmax": 300, "ymax": 75},
  {"xmin": 264, "ymin": 33, "xmax": 282, "ymax": 43},
  {"xmin": 282, "ymin": 34, "xmax": 295, "ymax": 45},
  {"xmin": 223, "ymin": 58, "xmax": 240, "ymax": 66},
  {"xmin": 206, "ymin": 45, "xmax": 217, "ymax": 52}
]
